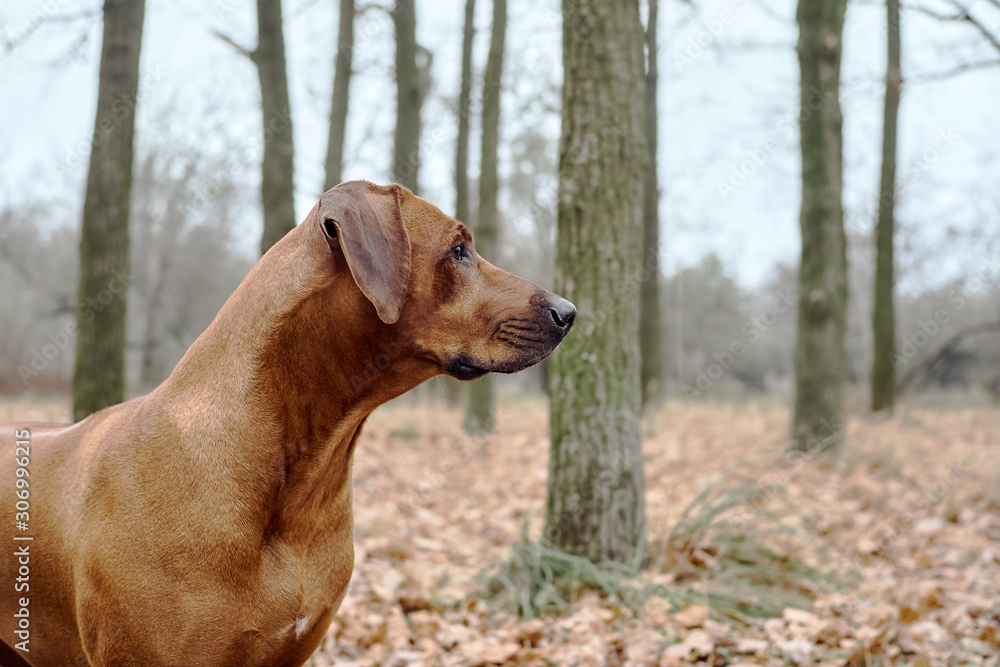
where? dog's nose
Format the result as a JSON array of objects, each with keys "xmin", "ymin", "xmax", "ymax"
[{"xmin": 549, "ymin": 297, "xmax": 577, "ymax": 331}]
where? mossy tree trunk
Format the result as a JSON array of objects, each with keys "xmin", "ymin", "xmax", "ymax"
[
  {"xmin": 324, "ymin": 0, "xmax": 355, "ymax": 191},
  {"xmin": 870, "ymin": 0, "xmax": 900, "ymax": 413},
  {"xmin": 72, "ymin": 0, "xmax": 146, "ymax": 422},
  {"xmin": 639, "ymin": 0, "xmax": 663, "ymax": 409},
  {"xmin": 790, "ymin": 0, "xmax": 849, "ymax": 452},
  {"xmin": 464, "ymin": 0, "xmax": 506, "ymax": 435},
  {"xmin": 543, "ymin": 0, "xmax": 647, "ymax": 564},
  {"xmin": 253, "ymin": 0, "xmax": 297, "ymax": 255}
]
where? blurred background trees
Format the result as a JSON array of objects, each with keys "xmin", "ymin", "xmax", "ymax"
[
  {"xmin": 790, "ymin": 0, "xmax": 848, "ymax": 452},
  {"xmin": 391, "ymin": 0, "xmax": 428, "ymax": 193},
  {"xmin": 71, "ymin": 0, "xmax": 146, "ymax": 421},
  {"xmin": 216, "ymin": 0, "xmax": 298, "ymax": 256},
  {"xmin": 1, "ymin": 0, "xmax": 999, "ymax": 532},
  {"xmin": 324, "ymin": 0, "xmax": 355, "ymax": 191},
  {"xmin": 640, "ymin": 0, "xmax": 664, "ymax": 410},
  {"xmin": 251, "ymin": 0, "xmax": 297, "ymax": 255},
  {"xmin": 464, "ymin": 0, "xmax": 506, "ymax": 435},
  {"xmin": 870, "ymin": 0, "xmax": 901, "ymax": 413}
]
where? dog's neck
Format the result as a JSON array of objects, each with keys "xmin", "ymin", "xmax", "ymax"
[
  {"xmin": 253, "ymin": 272, "xmax": 435, "ymax": 531},
  {"xmin": 154, "ymin": 216, "xmax": 434, "ymax": 538}
]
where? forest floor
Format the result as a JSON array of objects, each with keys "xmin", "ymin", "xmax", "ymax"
[{"xmin": 2, "ymin": 397, "xmax": 998, "ymax": 666}]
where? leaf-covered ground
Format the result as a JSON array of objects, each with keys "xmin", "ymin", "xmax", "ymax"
[{"xmin": 3, "ymin": 397, "xmax": 998, "ymax": 665}]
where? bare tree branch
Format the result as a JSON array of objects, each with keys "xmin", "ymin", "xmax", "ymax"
[
  {"xmin": 900, "ymin": 2, "xmax": 965, "ymax": 21},
  {"xmin": 944, "ymin": 0, "xmax": 1000, "ymax": 52},
  {"xmin": 2, "ymin": 16, "xmax": 95, "ymax": 69},
  {"xmin": 911, "ymin": 57, "xmax": 1000, "ymax": 81},
  {"xmin": 212, "ymin": 30, "xmax": 255, "ymax": 60},
  {"xmin": 854, "ymin": 0, "xmax": 1000, "ymax": 80},
  {"xmin": 747, "ymin": 0, "xmax": 790, "ymax": 23},
  {"xmin": 894, "ymin": 0, "xmax": 1000, "ymax": 52},
  {"xmin": 899, "ymin": 321, "xmax": 1000, "ymax": 390},
  {"xmin": 717, "ymin": 39, "xmax": 796, "ymax": 53},
  {"xmin": 1, "ymin": 8, "xmax": 99, "ymax": 55}
]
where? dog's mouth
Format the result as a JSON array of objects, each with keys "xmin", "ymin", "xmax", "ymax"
[
  {"xmin": 444, "ymin": 348, "xmax": 557, "ymax": 381},
  {"xmin": 443, "ymin": 299, "xmax": 576, "ymax": 381},
  {"xmin": 444, "ymin": 356, "xmax": 490, "ymax": 381}
]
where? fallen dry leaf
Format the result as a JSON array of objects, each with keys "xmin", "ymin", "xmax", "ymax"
[
  {"xmin": 232, "ymin": 400, "xmax": 1000, "ymax": 667},
  {"xmin": 672, "ymin": 603, "xmax": 710, "ymax": 629}
]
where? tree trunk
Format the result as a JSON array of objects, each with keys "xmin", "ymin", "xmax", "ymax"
[
  {"xmin": 72, "ymin": 0, "xmax": 146, "ymax": 422},
  {"xmin": 446, "ymin": 0, "xmax": 477, "ymax": 409},
  {"xmin": 464, "ymin": 0, "xmax": 506, "ymax": 435},
  {"xmin": 253, "ymin": 0, "xmax": 296, "ymax": 255},
  {"xmin": 639, "ymin": 0, "xmax": 663, "ymax": 409},
  {"xmin": 455, "ymin": 0, "xmax": 476, "ymax": 226},
  {"xmin": 870, "ymin": 0, "xmax": 900, "ymax": 413},
  {"xmin": 324, "ymin": 0, "xmax": 355, "ymax": 191},
  {"xmin": 544, "ymin": 0, "xmax": 647, "ymax": 564},
  {"xmin": 392, "ymin": 0, "xmax": 425, "ymax": 194},
  {"xmin": 790, "ymin": 0, "xmax": 849, "ymax": 452}
]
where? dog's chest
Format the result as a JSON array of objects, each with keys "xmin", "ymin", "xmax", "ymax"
[
  {"xmin": 243, "ymin": 529, "xmax": 354, "ymax": 664},
  {"xmin": 246, "ymin": 610, "xmax": 332, "ymax": 666}
]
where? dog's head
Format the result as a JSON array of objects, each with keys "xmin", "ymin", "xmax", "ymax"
[{"xmin": 315, "ymin": 180, "xmax": 575, "ymax": 381}]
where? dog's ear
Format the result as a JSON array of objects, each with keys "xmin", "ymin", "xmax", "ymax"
[{"xmin": 317, "ymin": 181, "xmax": 412, "ymax": 324}]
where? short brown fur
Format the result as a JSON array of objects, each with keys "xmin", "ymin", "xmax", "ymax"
[{"xmin": 0, "ymin": 182, "xmax": 574, "ymax": 666}]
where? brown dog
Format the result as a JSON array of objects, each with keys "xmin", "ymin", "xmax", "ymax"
[{"xmin": 0, "ymin": 181, "xmax": 575, "ymax": 666}]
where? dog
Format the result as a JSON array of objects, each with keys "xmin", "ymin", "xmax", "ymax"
[{"xmin": 0, "ymin": 181, "xmax": 575, "ymax": 666}]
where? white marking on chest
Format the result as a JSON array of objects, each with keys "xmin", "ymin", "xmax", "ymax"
[{"xmin": 277, "ymin": 616, "xmax": 310, "ymax": 641}]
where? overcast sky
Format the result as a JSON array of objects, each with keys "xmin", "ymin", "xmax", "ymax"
[{"xmin": 1, "ymin": 0, "xmax": 998, "ymax": 291}]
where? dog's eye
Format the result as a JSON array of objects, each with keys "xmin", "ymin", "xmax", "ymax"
[{"xmin": 451, "ymin": 244, "xmax": 467, "ymax": 261}]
